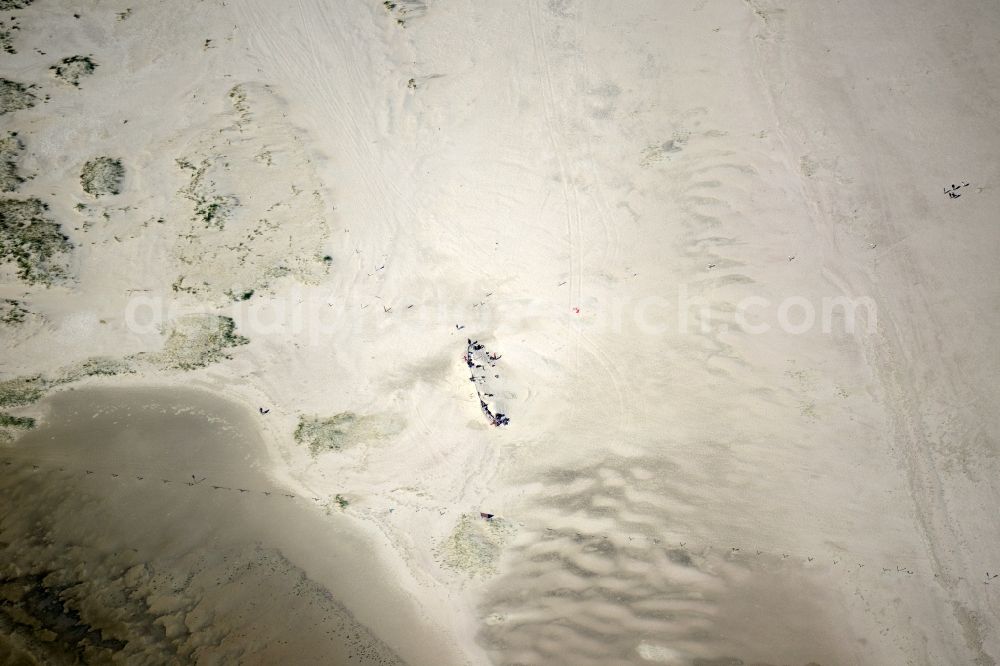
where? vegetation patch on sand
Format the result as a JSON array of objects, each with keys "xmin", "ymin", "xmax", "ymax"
[
  {"xmin": 1, "ymin": 132, "xmax": 25, "ymax": 192},
  {"xmin": 0, "ymin": 413, "xmax": 34, "ymax": 429},
  {"xmin": 50, "ymin": 55, "xmax": 97, "ymax": 87},
  {"xmin": 0, "ymin": 374, "xmax": 46, "ymax": 408},
  {"xmin": 640, "ymin": 133, "xmax": 687, "ymax": 167},
  {"xmin": 0, "ymin": 198, "xmax": 72, "ymax": 285},
  {"xmin": 0, "ymin": 15, "xmax": 21, "ymax": 55},
  {"xmin": 436, "ymin": 513, "xmax": 516, "ymax": 577},
  {"xmin": 321, "ymin": 493, "xmax": 350, "ymax": 514},
  {"xmin": 170, "ymin": 83, "xmax": 330, "ymax": 302},
  {"xmin": 0, "ymin": 413, "xmax": 34, "ymax": 443},
  {"xmin": 0, "ymin": 356, "xmax": 135, "ymax": 442},
  {"xmin": 0, "ymin": 318, "xmax": 244, "ymax": 399},
  {"xmin": 294, "ymin": 412, "xmax": 402, "ymax": 456},
  {"xmin": 0, "ymin": 1, "xmax": 34, "ymax": 9},
  {"xmin": 176, "ymin": 158, "xmax": 238, "ymax": 229},
  {"xmin": 228, "ymin": 84, "xmax": 251, "ymax": 124},
  {"xmin": 80, "ymin": 157, "xmax": 124, "ymax": 197},
  {"xmin": 152, "ymin": 314, "xmax": 248, "ymax": 370},
  {"xmin": 0, "ymin": 78, "xmax": 37, "ymax": 115},
  {"xmin": 0, "ymin": 356, "xmax": 133, "ymax": 407},
  {"xmin": 57, "ymin": 356, "xmax": 134, "ymax": 384},
  {"xmin": 0, "ymin": 298, "xmax": 29, "ymax": 325},
  {"xmin": 0, "ymin": 374, "xmax": 45, "ymax": 441}
]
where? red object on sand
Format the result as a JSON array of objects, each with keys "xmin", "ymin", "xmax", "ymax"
[{"xmin": 572, "ymin": 307, "xmax": 580, "ymax": 314}]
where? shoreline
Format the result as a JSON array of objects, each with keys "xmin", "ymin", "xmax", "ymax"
[{"xmin": 3, "ymin": 384, "xmax": 470, "ymax": 666}]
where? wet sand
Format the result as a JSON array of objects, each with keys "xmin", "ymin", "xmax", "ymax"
[{"xmin": 0, "ymin": 386, "xmax": 437, "ymax": 665}]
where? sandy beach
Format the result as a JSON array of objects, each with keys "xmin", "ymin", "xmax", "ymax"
[{"xmin": 1, "ymin": 0, "xmax": 999, "ymax": 663}]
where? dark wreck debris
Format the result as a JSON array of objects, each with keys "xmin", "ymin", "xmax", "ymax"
[
  {"xmin": 466, "ymin": 338, "xmax": 509, "ymax": 427},
  {"xmin": 944, "ymin": 181, "xmax": 970, "ymax": 199}
]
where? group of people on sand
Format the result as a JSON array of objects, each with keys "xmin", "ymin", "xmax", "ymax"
[
  {"xmin": 465, "ymin": 338, "xmax": 509, "ymax": 427},
  {"xmin": 479, "ymin": 398, "xmax": 510, "ymax": 427}
]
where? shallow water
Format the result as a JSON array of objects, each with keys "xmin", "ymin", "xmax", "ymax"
[{"xmin": 0, "ymin": 386, "xmax": 409, "ymax": 665}]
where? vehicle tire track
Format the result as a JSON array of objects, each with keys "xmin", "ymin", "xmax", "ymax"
[{"xmin": 527, "ymin": 0, "xmax": 583, "ymax": 323}]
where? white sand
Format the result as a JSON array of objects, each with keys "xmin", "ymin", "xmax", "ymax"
[{"xmin": 1, "ymin": 0, "xmax": 998, "ymax": 663}]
